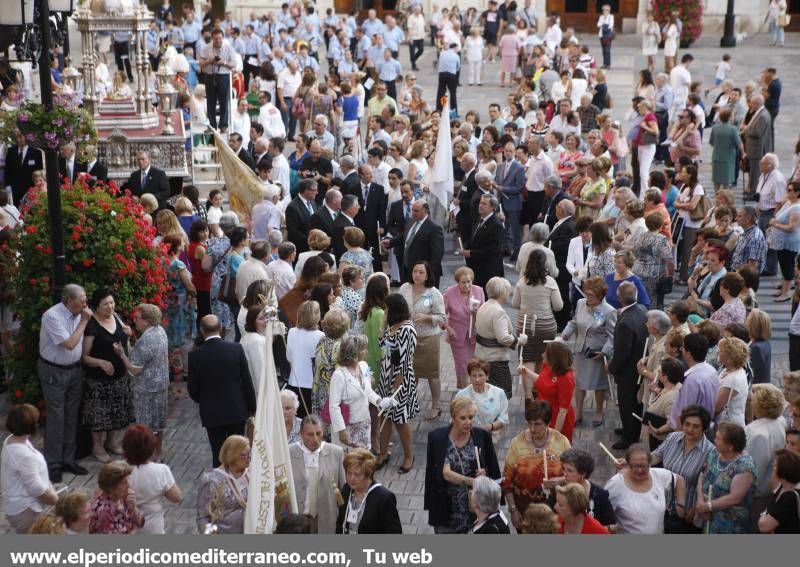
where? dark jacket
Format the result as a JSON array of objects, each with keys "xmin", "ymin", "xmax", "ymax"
[
  {"xmin": 57, "ymin": 157, "xmax": 87, "ymax": 183},
  {"xmin": 5, "ymin": 144, "xmax": 43, "ymax": 206},
  {"xmin": 424, "ymin": 426, "xmax": 501, "ymax": 528},
  {"xmin": 285, "ymin": 195, "xmax": 318, "ymax": 253},
  {"xmin": 331, "ymin": 213, "xmax": 358, "ymax": 260},
  {"xmin": 87, "ymin": 160, "xmax": 109, "ymax": 184},
  {"xmin": 539, "ymin": 190, "xmax": 570, "ymax": 230},
  {"xmin": 335, "ymin": 482, "xmax": 402, "ymax": 534},
  {"xmin": 472, "ymin": 512, "xmax": 511, "ymax": 534},
  {"xmin": 187, "ymin": 337, "xmax": 256, "ymax": 428},
  {"xmin": 388, "ymin": 216, "xmax": 444, "ymax": 287},
  {"xmin": 457, "ymin": 168, "xmax": 478, "ymax": 237},
  {"xmin": 546, "ymin": 216, "xmax": 576, "ymax": 281},
  {"xmin": 123, "ymin": 166, "xmax": 170, "ymax": 208},
  {"xmin": 354, "ymin": 181, "xmax": 387, "ymax": 254},
  {"xmin": 309, "ymin": 205, "xmax": 337, "ymax": 240},
  {"xmin": 235, "ymin": 147, "xmax": 256, "ymax": 170},
  {"xmin": 386, "ymin": 199, "xmax": 412, "ymax": 269},
  {"xmin": 335, "ymin": 170, "xmax": 361, "ymax": 202},
  {"xmin": 466, "ymin": 213, "xmax": 505, "ymax": 290},
  {"xmin": 608, "ymin": 303, "xmax": 648, "ymax": 386}
]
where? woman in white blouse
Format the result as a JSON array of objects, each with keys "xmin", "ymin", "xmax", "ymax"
[
  {"xmin": 714, "ymin": 337, "xmax": 750, "ymax": 427},
  {"xmin": 328, "ymin": 334, "xmax": 393, "ymax": 451},
  {"xmin": 287, "ymin": 301, "xmax": 326, "ymax": 417},
  {"xmin": 1, "ymin": 404, "xmax": 59, "ymax": 533},
  {"xmin": 596, "ymin": 4, "xmax": 614, "ymax": 69},
  {"xmin": 400, "ymin": 260, "xmax": 447, "ymax": 420}
]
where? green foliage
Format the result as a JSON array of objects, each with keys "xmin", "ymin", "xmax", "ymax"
[{"xmin": 3, "ymin": 180, "xmax": 169, "ymax": 405}]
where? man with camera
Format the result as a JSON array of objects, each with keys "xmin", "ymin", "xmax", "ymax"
[{"xmin": 198, "ymin": 28, "xmax": 237, "ymax": 133}]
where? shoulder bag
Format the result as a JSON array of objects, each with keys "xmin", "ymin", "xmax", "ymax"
[
  {"xmin": 663, "ymin": 472, "xmax": 687, "ymax": 534},
  {"xmin": 688, "ymin": 186, "xmax": 711, "ymax": 222},
  {"xmin": 321, "ymin": 367, "xmax": 358, "ymax": 425},
  {"xmin": 216, "ymin": 248, "xmax": 238, "ymax": 305}
]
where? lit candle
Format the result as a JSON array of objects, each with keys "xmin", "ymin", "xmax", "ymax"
[
  {"xmin": 542, "ymin": 450, "xmax": 548, "ymax": 481},
  {"xmin": 598, "ymin": 442, "xmax": 617, "ymax": 462},
  {"xmin": 474, "ymin": 447, "xmax": 481, "ymax": 470},
  {"xmin": 519, "ymin": 314, "xmax": 528, "ymax": 365}
]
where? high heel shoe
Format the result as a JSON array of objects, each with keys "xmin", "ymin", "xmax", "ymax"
[{"xmin": 398, "ymin": 457, "xmax": 415, "ymax": 474}]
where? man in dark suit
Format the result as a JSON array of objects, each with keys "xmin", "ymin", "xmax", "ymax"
[
  {"xmin": 85, "ymin": 147, "xmax": 109, "ymax": 184},
  {"xmin": 331, "ymin": 194, "xmax": 360, "ymax": 260},
  {"xmin": 546, "ymin": 199, "xmax": 576, "ymax": 331},
  {"xmin": 229, "ymin": 132, "xmax": 256, "ymax": 170},
  {"xmin": 284, "ymin": 179, "xmax": 319, "ymax": 253},
  {"xmin": 470, "ymin": 170, "xmax": 501, "ymax": 230},
  {"xmin": 456, "ymin": 152, "xmax": 478, "ymax": 240},
  {"xmin": 385, "ymin": 199, "xmax": 444, "ymax": 286},
  {"xmin": 122, "ymin": 150, "xmax": 170, "ymax": 208},
  {"xmin": 538, "ymin": 175, "xmax": 569, "ymax": 231},
  {"xmin": 494, "ymin": 141, "xmax": 526, "ymax": 260},
  {"xmin": 333, "ymin": 154, "xmax": 360, "ymax": 200},
  {"xmin": 355, "ymin": 164, "xmax": 387, "ymax": 273},
  {"xmin": 57, "ymin": 142, "xmax": 87, "ymax": 184},
  {"xmin": 384, "ymin": 181, "xmax": 414, "ymax": 285},
  {"xmin": 5, "ymin": 132, "xmax": 44, "ymax": 206},
  {"xmin": 188, "ymin": 315, "xmax": 256, "ymax": 467},
  {"xmin": 309, "ymin": 188, "xmax": 342, "ymax": 241},
  {"xmin": 607, "ymin": 282, "xmax": 648, "ymax": 450},
  {"xmin": 462, "ymin": 193, "xmax": 505, "ymax": 291}
]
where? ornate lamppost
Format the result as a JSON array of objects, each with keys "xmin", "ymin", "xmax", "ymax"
[{"xmin": 720, "ymin": 0, "xmax": 737, "ymax": 48}]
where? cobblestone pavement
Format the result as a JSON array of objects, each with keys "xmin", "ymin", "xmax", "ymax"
[{"xmin": 1, "ymin": 32, "xmax": 798, "ymax": 535}]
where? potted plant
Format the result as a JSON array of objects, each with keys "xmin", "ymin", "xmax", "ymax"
[
  {"xmin": 650, "ymin": 0, "xmax": 704, "ymax": 48},
  {"xmin": 0, "ymin": 94, "xmax": 98, "ymax": 162}
]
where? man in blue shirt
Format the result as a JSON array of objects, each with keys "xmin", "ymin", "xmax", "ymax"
[
  {"xmin": 376, "ymin": 49, "xmax": 402, "ymax": 101},
  {"xmin": 366, "ymin": 34, "xmax": 385, "ymax": 70},
  {"xmin": 362, "ymin": 9, "xmax": 385, "ymax": 38},
  {"xmin": 437, "ymin": 43, "xmax": 461, "ymax": 116},
  {"xmin": 242, "ymin": 25, "xmax": 261, "ymax": 90},
  {"xmin": 181, "ymin": 10, "xmax": 202, "ymax": 54},
  {"xmin": 355, "ymin": 28, "xmax": 372, "ymax": 69},
  {"xmin": 383, "ymin": 16, "xmax": 405, "ymax": 59}
]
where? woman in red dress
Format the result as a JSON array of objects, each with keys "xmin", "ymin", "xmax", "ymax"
[
  {"xmin": 519, "ymin": 340, "xmax": 576, "ymax": 442},
  {"xmin": 555, "ymin": 483, "xmax": 609, "ymax": 534}
]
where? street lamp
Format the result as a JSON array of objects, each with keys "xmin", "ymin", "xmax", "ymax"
[
  {"xmin": 720, "ymin": 0, "xmax": 736, "ymax": 48},
  {"xmin": 1, "ymin": 0, "xmax": 70, "ymax": 302}
]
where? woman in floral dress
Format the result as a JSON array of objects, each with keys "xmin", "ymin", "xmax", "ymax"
[
  {"xmin": 163, "ymin": 234, "xmax": 196, "ymax": 360},
  {"xmin": 339, "ymin": 227, "xmax": 374, "ymax": 282},
  {"xmin": 312, "ymin": 310, "xmax": 349, "ymax": 439},
  {"xmin": 633, "ymin": 212, "xmax": 674, "ymax": 311},
  {"xmin": 204, "ymin": 214, "xmax": 236, "ymax": 333},
  {"xmin": 376, "ymin": 294, "xmax": 420, "ymax": 473},
  {"xmin": 697, "ymin": 422, "xmax": 757, "ymax": 534}
]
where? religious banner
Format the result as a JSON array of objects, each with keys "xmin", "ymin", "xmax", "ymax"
[
  {"xmin": 244, "ymin": 311, "xmax": 298, "ymax": 534},
  {"xmin": 213, "ymin": 130, "xmax": 263, "ymax": 221},
  {"xmin": 423, "ymin": 96, "xmax": 453, "ymax": 227}
]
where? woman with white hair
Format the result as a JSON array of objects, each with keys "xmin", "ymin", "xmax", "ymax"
[
  {"xmin": 474, "ymin": 277, "xmax": 527, "ymax": 400},
  {"xmin": 515, "ymin": 222, "xmax": 559, "ymax": 277},
  {"xmin": 468, "ymin": 476, "xmax": 510, "ymax": 534},
  {"xmin": 281, "ymin": 389, "xmax": 302, "ymax": 444},
  {"xmin": 635, "ymin": 310, "xmax": 671, "ymax": 390}
]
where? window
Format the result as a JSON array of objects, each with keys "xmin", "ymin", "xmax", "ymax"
[{"xmin": 565, "ymin": 1, "xmax": 588, "ymax": 13}]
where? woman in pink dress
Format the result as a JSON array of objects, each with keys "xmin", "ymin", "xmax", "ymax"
[
  {"xmin": 444, "ymin": 266, "xmax": 486, "ymax": 389},
  {"xmin": 498, "ymin": 26, "xmax": 521, "ymax": 88}
]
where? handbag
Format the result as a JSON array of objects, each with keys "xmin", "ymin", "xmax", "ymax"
[
  {"xmin": 217, "ymin": 249, "xmax": 238, "ymax": 305},
  {"xmin": 778, "ymin": 14, "xmax": 791, "ymax": 27},
  {"xmin": 663, "ymin": 473, "xmax": 687, "ymax": 534},
  {"xmin": 688, "ymin": 190, "xmax": 711, "ymax": 222},
  {"xmin": 321, "ymin": 367, "xmax": 357, "ymax": 425},
  {"xmin": 640, "ymin": 129, "xmax": 658, "ymax": 145},
  {"xmin": 656, "ymin": 276, "xmax": 673, "ymax": 296}
]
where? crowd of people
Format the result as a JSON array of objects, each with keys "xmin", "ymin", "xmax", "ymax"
[{"xmin": 1, "ymin": 0, "xmax": 800, "ymax": 536}]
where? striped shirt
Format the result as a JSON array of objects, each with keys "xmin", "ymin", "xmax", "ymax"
[
  {"xmin": 755, "ymin": 169, "xmax": 787, "ymax": 211},
  {"xmin": 731, "ymin": 225, "xmax": 767, "ymax": 272},
  {"xmin": 653, "ymin": 432, "xmax": 717, "ymax": 510}
]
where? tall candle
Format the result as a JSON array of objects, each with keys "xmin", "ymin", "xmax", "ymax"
[
  {"xmin": 543, "ymin": 450, "xmax": 548, "ymax": 481},
  {"xmin": 474, "ymin": 447, "xmax": 481, "ymax": 470}
]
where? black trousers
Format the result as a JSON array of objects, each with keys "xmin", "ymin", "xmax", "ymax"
[
  {"xmin": 601, "ymin": 42, "xmax": 612, "ymax": 68},
  {"xmin": 617, "ymin": 378, "xmax": 643, "ymax": 443},
  {"xmin": 288, "ymin": 385, "xmax": 312, "ymax": 419},
  {"xmin": 655, "ymin": 111, "xmax": 669, "ymax": 161},
  {"xmin": 205, "ymin": 73, "xmax": 231, "ymax": 129},
  {"xmin": 206, "ymin": 422, "xmax": 246, "ymax": 468},
  {"xmin": 630, "ymin": 143, "xmax": 641, "ymax": 196},
  {"xmin": 436, "ymin": 72, "xmax": 458, "ymax": 114},
  {"xmin": 243, "ymin": 56, "xmax": 259, "ymax": 90},
  {"xmin": 778, "ymin": 249, "xmax": 797, "ymax": 281},
  {"xmin": 790, "ymin": 333, "xmax": 800, "ymax": 371},
  {"xmin": 196, "ymin": 291, "xmax": 211, "ymax": 333},
  {"xmin": 409, "ymin": 40, "xmax": 424, "ymax": 68},
  {"xmin": 385, "ymin": 79, "xmax": 397, "ymax": 102}
]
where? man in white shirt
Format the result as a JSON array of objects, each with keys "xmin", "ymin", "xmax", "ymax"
[
  {"xmin": 251, "ymin": 184, "xmax": 283, "ymax": 243},
  {"xmin": 257, "ymin": 91, "xmax": 286, "ymax": 139},
  {"xmin": 276, "ymin": 60, "xmax": 302, "ymax": 137},
  {"xmin": 669, "ymin": 53, "xmax": 693, "ymax": 123},
  {"xmin": 367, "ymin": 147, "xmax": 390, "ymax": 192},
  {"xmin": 548, "ymin": 99, "xmax": 574, "ymax": 137},
  {"xmin": 758, "ymin": 153, "xmax": 787, "ymax": 276},
  {"xmin": 38, "ymin": 284, "xmax": 92, "ymax": 482},
  {"xmin": 307, "ymin": 115, "xmax": 336, "ymax": 151},
  {"xmin": 268, "ymin": 137, "xmax": 291, "ymax": 210},
  {"xmin": 235, "ymin": 241, "xmax": 270, "ymax": 304},
  {"xmin": 265, "ymin": 242, "xmax": 297, "ymax": 300},
  {"xmin": 523, "ymin": 136, "xmax": 555, "ymax": 223},
  {"xmin": 198, "ymin": 28, "xmax": 237, "ymax": 132},
  {"xmin": 407, "ymin": 4, "xmax": 425, "ymax": 71}
]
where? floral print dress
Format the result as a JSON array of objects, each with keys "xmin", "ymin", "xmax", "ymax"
[
  {"xmin": 207, "ymin": 236, "xmax": 233, "ymax": 330},
  {"xmin": 165, "ymin": 257, "xmax": 196, "ymax": 347},
  {"xmin": 701, "ymin": 452, "xmax": 758, "ymax": 534},
  {"xmin": 442, "ymin": 437, "xmax": 479, "ymax": 534}
]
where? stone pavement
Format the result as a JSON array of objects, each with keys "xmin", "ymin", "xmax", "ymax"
[{"xmin": 1, "ymin": 32, "xmax": 798, "ymax": 535}]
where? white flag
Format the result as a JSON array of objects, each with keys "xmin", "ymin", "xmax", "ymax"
[
  {"xmin": 244, "ymin": 317, "xmax": 298, "ymax": 534},
  {"xmin": 423, "ymin": 97, "xmax": 454, "ymax": 226}
]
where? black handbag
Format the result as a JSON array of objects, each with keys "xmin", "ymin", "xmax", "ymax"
[
  {"xmin": 656, "ymin": 276, "xmax": 673, "ymax": 296},
  {"xmin": 663, "ymin": 473, "xmax": 687, "ymax": 534}
]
